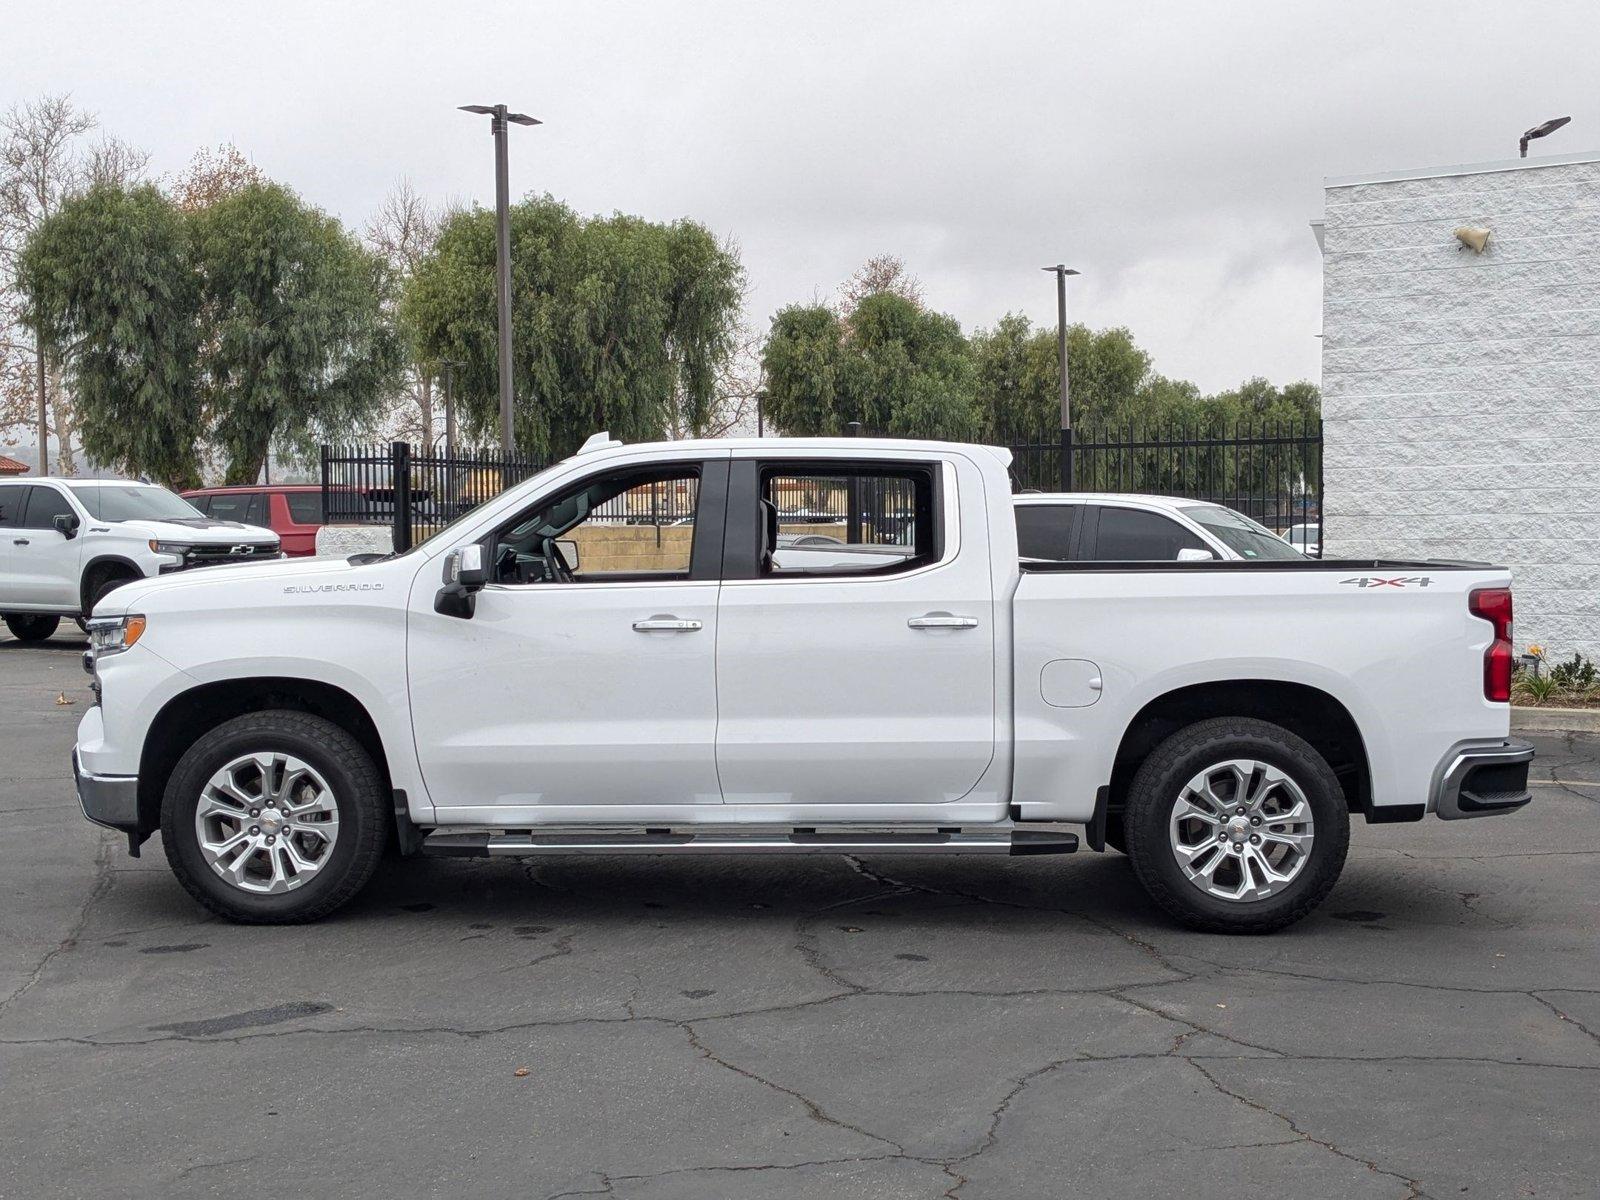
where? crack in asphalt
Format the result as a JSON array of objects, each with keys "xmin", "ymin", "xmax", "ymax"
[
  {"xmin": 678, "ymin": 1020, "xmax": 907, "ymax": 1155},
  {"xmin": 0, "ymin": 830, "xmax": 114, "ymax": 1020},
  {"xmin": 1187, "ymin": 1059, "xmax": 1429, "ymax": 1199}
]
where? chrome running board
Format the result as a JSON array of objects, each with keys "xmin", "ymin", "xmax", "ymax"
[{"xmin": 421, "ymin": 826, "xmax": 1077, "ymax": 858}]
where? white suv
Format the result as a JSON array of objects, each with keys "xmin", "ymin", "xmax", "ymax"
[{"xmin": 0, "ymin": 478, "xmax": 280, "ymax": 642}]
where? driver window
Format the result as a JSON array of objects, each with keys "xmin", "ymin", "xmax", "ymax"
[{"xmin": 493, "ymin": 466, "xmax": 699, "ymax": 585}]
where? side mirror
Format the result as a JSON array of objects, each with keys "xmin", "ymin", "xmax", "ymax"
[
  {"xmin": 554, "ymin": 538, "xmax": 579, "ymax": 573},
  {"xmin": 53, "ymin": 513, "xmax": 80, "ymax": 540},
  {"xmin": 435, "ymin": 544, "xmax": 488, "ymax": 619},
  {"xmin": 1176, "ymin": 547, "xmax": 1216, "ymax": 562}
]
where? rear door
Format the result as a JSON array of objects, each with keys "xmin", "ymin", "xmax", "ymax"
[
  {"xmin": 0, "ymin": 485, "xmax": 24, "ymax": 596},
  {"xmin": 713, "ymin": 453, "xmax": 997, "ymax": 808},
  {"xmin": 12, "ymin": 485, "xmax": 84, "ymax": 608}
]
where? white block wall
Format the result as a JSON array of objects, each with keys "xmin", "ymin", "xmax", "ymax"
[{"xmin": 1321, "ymin": 153, "xmax": 1600, "ymax": 659}]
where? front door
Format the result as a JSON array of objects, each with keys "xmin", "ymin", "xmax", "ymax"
[
  {"xmin": 714, "ymin": 455, "xmax": 998, "ymax": 808},
  {"xmin": 407, "ymin": 456, "xmax": 728, "ymax": 816}
]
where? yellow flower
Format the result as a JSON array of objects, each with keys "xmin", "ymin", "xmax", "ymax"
[{"xmin": 1527, "ymin": 644, "xmax": 1545, "ymax": 659}]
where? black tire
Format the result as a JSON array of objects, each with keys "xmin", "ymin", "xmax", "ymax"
[
  {"xmin": 161, "ymin": 710, "xmax": 389, "ymax": 923},
  {"xmin": 3, "ymin": 614, "xmax": 61, "ymax": 642},
  {"xmin": 86, "ymin": 571, "xmax": 138, "ymax": 615},
  {"xmin": 1123, "ymin": 717, "xmax": 1349, "ymax": 934}
]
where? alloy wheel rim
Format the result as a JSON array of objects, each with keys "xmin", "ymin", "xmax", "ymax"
[
  {"xmin": 1168, "ymin": 758, "xmax": 1315, "ymax": 903},
  {"xmin": 195, "ymin": 752, "xmax": 339, "ymax": 894}
]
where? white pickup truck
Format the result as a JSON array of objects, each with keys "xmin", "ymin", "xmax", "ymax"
[
  {"xmin": 72, "ymin": 436, "xmax": 1533, "ymax": 932},
  {"xmin": 0, "ymin": 478, "xmax": 279, "ymax": 641}
]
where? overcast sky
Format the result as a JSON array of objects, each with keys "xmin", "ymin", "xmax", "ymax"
[{"xmin": 9, "ymin": 0, "xmax": 1597, "ymax": 392}]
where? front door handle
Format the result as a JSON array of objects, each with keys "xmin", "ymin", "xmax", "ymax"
[
  {"xmin": 908, "ymin": 613, "xmax": 979, "ymax": 630},
  {"xmin": 12, "ymin": 538, "xmax": 27, "ymax": 546},
  {"xmin": 632, "ymin": 616, "xmax": 703, "ymax": 633}
]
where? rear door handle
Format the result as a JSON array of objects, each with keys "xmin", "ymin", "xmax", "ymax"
[
  {"xmin": 908, "ymin": 614, "xmax": 979, "ymax": 630},
  {"xmin": 632, "ymin": 616, "xmax": 703, "ymax": 633},
  {"xmin": 12, "ymin": 538, "xmax": 27, "ymax": 545}
]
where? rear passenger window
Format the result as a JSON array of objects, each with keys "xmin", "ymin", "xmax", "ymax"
[
  {"xmin": 1015, "ymin": 504, "xmax": 1078, "ymax": 560},
  {"xmin": 0, "ymin": 487, "xmax": 25, "ymax": 527},
  {"xmin": 286, "ymin": 493, "xmax": 323, "ymax": 524},
  {"xmin": 1090, "ymin": 507, "xmax": 1208, "ymax": 561},
  {"xmin": 760, "ymin": 464, "xmax": 938, "ymax": 577},
  {"xmin": 207, "ymin": 493, "xmax": 259, "ymax": 523}
]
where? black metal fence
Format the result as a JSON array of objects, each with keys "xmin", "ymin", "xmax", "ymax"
[
  {"xmin": 1006, "ymin": 420, "xmax": 1323, "ymax": 549},
  {"xmin": 321, "ymin": 443, "xmax": 548, "ymax": 551},
  {"xmin": 325, "ymin": 421, "xmax": 1322, "ymax": 555}
]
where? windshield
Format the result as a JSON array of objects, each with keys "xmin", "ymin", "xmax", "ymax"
[
  {"xmin": 1182, "ymin": 505, "xmax": 1305, "ymax": 560},
  {"xmin": 69, "ymin": 484, "xmax": 205, "ymax": 523}
]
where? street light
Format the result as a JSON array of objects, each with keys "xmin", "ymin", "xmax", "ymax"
[
  {"xmin": 460, "ymin": 103, "xmax": 541, "ymax": 455},
  {"xmin": 1041, "ymin": 264, "xmax": 1081, "ymax": 492},
  {"xmin": 1520, "ymin": 115, "xmax": 1571, "ymax": 158}
]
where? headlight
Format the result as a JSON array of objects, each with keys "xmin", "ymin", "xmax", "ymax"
[
  {"xmin": 87, "ymin": 614, "xmax": 147, "ymax": 657},
  {"xmin": 149, "ymin": 540, "xmax": 193, "ymax": 556}
]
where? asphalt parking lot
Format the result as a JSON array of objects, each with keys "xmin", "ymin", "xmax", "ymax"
[{"xmin": 2, "ymin": 628, "xmax": 1598, "ymax": 1199}]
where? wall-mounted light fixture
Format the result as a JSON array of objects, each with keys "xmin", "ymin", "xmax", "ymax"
[{"xmin": 1454, "ymin": 226, "xmax": 1491, "ymax": 254}]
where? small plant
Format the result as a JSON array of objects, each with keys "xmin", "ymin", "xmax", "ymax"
[
  {"xmin": 1548, "ymin": 653, "xmax": 1599, "ymax": 692},
  {"xmin": 1513, "ymin": 669, "xmax": 1561, "ymax": 704}
]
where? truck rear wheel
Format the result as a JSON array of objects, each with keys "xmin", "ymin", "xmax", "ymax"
[
  {"xmin": 1122, "ymin": 717, "xmax": 1349, "ymax": 934},
  {"xmin": 160, "ymin": 711, "xmax": 388, "ymax": 923},
  {"xmin": 3, "ymin": 614, "xmax": 61, "ymax": 642}
]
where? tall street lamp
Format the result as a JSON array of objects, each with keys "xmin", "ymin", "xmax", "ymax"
[
  {"xmin": 459, "ymin": 103, "xmax": 541, "ymax": 455},
  {"xmin": 1042, "ymin": 264, "xmax": 1081, "ymax": 491}
]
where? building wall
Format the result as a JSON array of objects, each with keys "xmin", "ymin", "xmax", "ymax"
[{"xmin": 1321, "ymin": 153, "xmax": 1600, "ymax": 658}]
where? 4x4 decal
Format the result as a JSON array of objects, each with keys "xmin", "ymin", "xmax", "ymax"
[{"xmin": 1340, "ymin": 576, "xmax": 1433, "ymax": 588}]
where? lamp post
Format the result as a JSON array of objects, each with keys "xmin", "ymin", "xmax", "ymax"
[
  {"xmin": 459, "ymin": 103, "xmax": 541, "ymax": 455},
  {"xmin": 1041, "ymin": 264, "xmax": 1080, "ymax": 491},
  {"xmin": 1520, "ymin": 116, "xmax": 1571, "ymax": 157}
]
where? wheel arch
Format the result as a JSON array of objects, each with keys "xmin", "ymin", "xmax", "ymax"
[
  {"xmin": 80, "ymin": 555, "xmax": 146, "ymax": 613},
  {"xmin": 136, "ymin": 676, "xmax": 394, "ymax": 838},
  {"xmin": 1105, "ymin": 679, "xmax": 1373, "ymax": 831}
]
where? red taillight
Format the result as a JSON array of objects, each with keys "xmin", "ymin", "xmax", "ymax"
[{"xmin": 1469, "ymin": 587, "xmax": 1514, "ymax": 702}]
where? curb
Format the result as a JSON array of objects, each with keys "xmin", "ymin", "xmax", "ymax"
[{"xmin": 1511, "ymin": 706, "xmax": 1600, "ymax": 734}]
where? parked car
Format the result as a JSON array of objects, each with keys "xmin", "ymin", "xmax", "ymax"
[
  {"xmin": 1284, "ymin": 522, "xmax": 1323, "ymax": 558},
  {"xmin": 1013, "ymin": 493, "xmax": 1308, "ymax": 563},
  {"xmin": 74, "ymin": 436, "xmax": 1530, "ymax": 933},
  {"xmin": 0, "ymin": 478, "xmax": 279, "ymax": 642},
  {"xmin": 183, "ymin": 485, "xmax": 335, "ymax": 558}
]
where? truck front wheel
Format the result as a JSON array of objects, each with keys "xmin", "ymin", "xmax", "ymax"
[
  {"xmin": 160, "ymin": 711, "xmax": 389, "ymax": 923},
  {"xmin": 1122, "ymin": 717, "xmax": 1349, "ymax": 934}
]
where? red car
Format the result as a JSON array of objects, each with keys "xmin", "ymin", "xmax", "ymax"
[{"xmin": 181, "ymin": 484, "xmax": 333, "ymax": 557}]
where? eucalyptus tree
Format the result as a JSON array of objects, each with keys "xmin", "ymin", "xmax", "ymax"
[
  {"xmin": 760, "ymin": 291, "xmax": 979, "ymax": 439},
  {"xmin": 402, "ymin": 197, "xmax": 745, "ymax": 459},
  {"xmin": 18, "ymin": 183, "xmax": 203, "ymax": 487},
  {"xmin": 22, "ymin": 178, "xmax": 400, "ymax": 485},
  {"xmin": 192, "ymin": 181, "xmax": 402, "ymax": 482}
]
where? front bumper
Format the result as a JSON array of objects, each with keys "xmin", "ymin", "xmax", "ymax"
[
  {"xmin": 1432, "ymin": 738, "xmax": 1535, "ymax": 819},
  {"xmin": 72, "ymin": 747, "xmax": 140, "ymax": 833}
]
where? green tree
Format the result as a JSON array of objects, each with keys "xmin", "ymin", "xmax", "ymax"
[
  {"xmin": 402, "ymin": 197, "xmax": 744, "ymax": 459},
  {"xmin": 761, "ymin": 292, "xmax": 979, "ymax": 439},
  {"xmin": 194, "ymin": 181, "xmax": 401, "ymax": 482},
  {"xmin": 18, "ymin": 183, "xmax": 203, "ymax": 487},
  {"xmin": 22, "ymin": 177, "xmax": 400, "ymax": 484}
]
